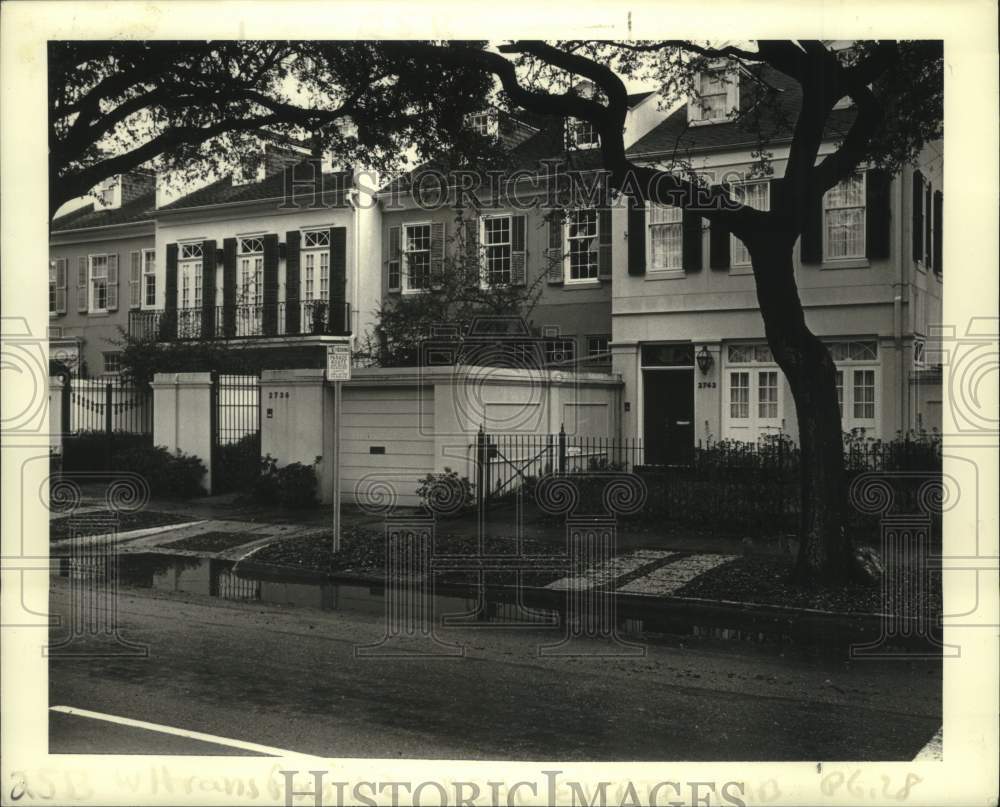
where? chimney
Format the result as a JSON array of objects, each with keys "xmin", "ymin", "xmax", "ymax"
[{"xmin": 120, "ymin": 170, "xmax": 156, "ymax": 206}]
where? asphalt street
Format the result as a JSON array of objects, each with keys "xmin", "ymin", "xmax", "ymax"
[{"xmin": 48, "ymin": 577, "xmax": 941, "ymax": 761}]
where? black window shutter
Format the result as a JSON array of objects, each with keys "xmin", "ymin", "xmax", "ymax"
[
  {"xmin": 597, "ymin": 208, "xmax": 613, "ymax": 279},
  {"xmin": 222, "ymin": 237, "xmax": 237, "ymax": 337},
  {"xmin": 681, "ymin": 211, "xmax": 703, "ymax": 272},
  {"xmin": 924, "ymin": 185, "xmax": 933, "ymax": 270},
  {"xmin": 330, "ymin": 226, "xmax": 347, "ymax": 335},
  {"xmin": 201, "ymin": 239, "xmax": 217, "ymax": 338},
  {"xmin": 800, "ymin": 192, "xmax": 824, "ymax": 265},
  {"xmin": 912, "ymin": 170, "xmax": 924, "ymax": 262},
  {"xmin": 545, "ymin": 211, "xmax": 563, "ymax": 284},
  {"xmin": 709, "ymin": 216, "xmax": 731, "ymax": 269},
  {"xmin": 161, "ymin": 243, "xmax": 179, "ymax": 341},
  {"xmin": 933, "ymin": 190, "xmax": 943, "ymax": 274},
  {"xmin": 865, "ymin": 169, "xmax": 891, "ymax": 260},
  {"xmin": 262, "ymin": 234, "xmax": 279, "ymax": 336},
  {"xmin": 285, "ymin": 230, "xmax": 301, "ymax": 334},
  {"xmin": 511, "ymin": 214, "xmax": 527, "ymax": 286},
  {"xmin": 628, "ymin": 197, "xmax": 646, "ymax": 275}
]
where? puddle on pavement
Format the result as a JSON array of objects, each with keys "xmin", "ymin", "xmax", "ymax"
[{"xmin": 50, "ymin": 552, "xmax": 907, "ymax": 654}]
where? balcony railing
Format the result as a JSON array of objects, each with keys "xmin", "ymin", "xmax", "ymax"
[{"xmin": 129, "ymin": 301, "xmax": 351, "ymax": 343}]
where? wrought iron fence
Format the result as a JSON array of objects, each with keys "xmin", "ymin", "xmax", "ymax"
[
  {"xmin": 60, "ymin": 377, "xmax": 154, "ymax": 471},
  {"xmin": 211, "ymin": 373, "xmax": 261, "ymax": 494},
  {"xmin": 129, "ymin": 301, "xmax": 351, "ymax": 342}
]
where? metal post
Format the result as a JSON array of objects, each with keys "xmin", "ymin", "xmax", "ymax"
[
  {"xmin": 558, "ymin": 423, "xmax": 567, "ymax": 475},
  {"xmin": 333, "ymin": 379, "xmax": 342, "ymax": 552},
  {"xmin": 104, "ymin": 381, "xmax": 113, "ymax": 470}
]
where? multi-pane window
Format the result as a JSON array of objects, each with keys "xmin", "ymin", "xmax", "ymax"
[
  {"xmin": 49, "ymin": 262, "xmax": 58, "ymax": 314},
  {"xmin": 238, "ymin": 237, "xmax": 264, "ymax": 306},
  {"xmin": 570, "ymin": 120, "xmax": 599, "ymax": 148},
  {"xmin": 725, "ymin": 344, "xmax": 783, "ymax": 438},
  {"xmin": 730, "ymin": 182, "xmax": 769, "ymax": 266},
  {"xmin": 483, "ymin": 216, "xmax": 512, "ymax": 285},
  {"xmin": 853, "ymin": 369, "xmax": 876, "ymax": 420},
  {"xmin": 545, "ymin": 338, "xmax": 576, "ymax": 366},
  {"xmin": 824, "ymin": 172, "xmax": 866, "ymax": 260},
  {"xmin": 729, "ymin": 371, "xmax": 750, "ymax": 419},
  {"xmin": 90, "ymin": 255, "xmax": 109, "ymax": 312},
  {"xmin": 699, "ymin": 70, "xmax": 730, "ymax": 121},
  {"xmin": 587, "ymin": 334, "xmax": 610, "ymax": 358},
  {"xmin": 143, "ymin": 249, "xmax": 156, "ymax": 306},
  {"xmin": 827, "ymin": 340, "xmax": 879, "ymax": 431},
  {"xmin": 467, "ymin": 112, "xmax": 493, "ymax": 137},
  {"xmin": 301, "ymin": 229, "xmax": 330, "ymax": 333},
  {"xmin": 567, "ymin": 209, "xmax": 599, "ymax": 281},
  {"xmin": 403, "ymin": 223, "xmax": 432, "ymax": 291},
  {"xmin": 102, "ymin": 351, "xmax": 123, "ymax": 375},
  {"xmin": 180, "ymin": 243, "xmax": 203, "ymax": 260},
  {"xmin": 758, "ymin": 371, "xmax": 779, "ymax": 419},
  {"xmin": 648, "ymin": 204, "xmax": 683, "ymax": 271}
]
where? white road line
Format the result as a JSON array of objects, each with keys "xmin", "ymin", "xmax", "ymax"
[{"xmin": 50, "ymin": 705, "xmax": 326, "ymax": 760}]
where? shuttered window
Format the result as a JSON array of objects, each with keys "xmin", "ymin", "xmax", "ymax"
[
  {"xmin": 403, "ymin": 223, "xmax": 432, "ymax": 291},
  {"xmin": 824, "ymin": 172, "xmax": 866, "ymax": 260},
  {"xmin": 566, "ymin": 209, "xmax": 599, "ymax": 282},
  {"xmin": 730, "ymin": 182, "xmax": 769, "ymax": 266},
  {"xmin": 648, "ymin": 204, "xmax": 683, "ymax": 272},
  {"xmin": 483, "ymin": 215, "xmax": 512, "ymax": 285}
]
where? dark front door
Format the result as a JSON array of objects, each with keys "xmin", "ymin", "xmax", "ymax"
[{"xmin": 643, "ymin": 370, "xmax": 695, "ymax": 465}]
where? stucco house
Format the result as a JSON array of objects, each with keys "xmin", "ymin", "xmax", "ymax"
[
  {"xmin": 130, "ymin": 144, "xmax": 380, "ymax": 368},
  {"xmin": 49, "ymin": 170, "xmax": 158, "ymax": 376},
  {"xmin": 374, "ymin": 90, "xmax": 669, "ymax": 371},
  {"xmin": 611, "ymin": 62, "xmax": 943, "ymax": 463}
]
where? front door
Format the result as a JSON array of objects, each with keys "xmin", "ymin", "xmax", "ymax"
[{"xmin": 643, "ymin": 369, "xmax": 695, "ymax": 465}]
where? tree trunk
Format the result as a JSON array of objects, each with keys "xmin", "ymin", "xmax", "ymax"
[{"xmin": 749, "ymin": 239, "xmax": 852, "ymax": 586}]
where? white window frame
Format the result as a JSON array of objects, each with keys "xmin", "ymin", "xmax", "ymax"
[
  {"xmin": 142, "ymin": 249, "xmax": 156, "ymax": 308},
  {"xmin": 730, "ymin": 181, "xmax": 770, "ymax": 269},
  {"xmin": 587, "ymin": 334, "xmax": 610, "ymax": 359},
  {"xmin": 402, "ymin": 221, "xmax": 432, "ymax": 293},
  {"xmin": 689, "ymin": 67, "xmax": 739, "ymax": 126},
  {"xmin": 545, "ymin": 337, "xmax": 577, "ymax": 366},
  {"xmin": 823, "ymin": 171, "xmax": 867, "ymax": 262},
  {"xmin": 102, "ymin": 351, "xmax": 123, "ymax": 376},
  {"xmin": 569, "ymin": 119, "xmax": 600, "ymax": 149},
  {"xmin": 481, "ymin": 214, "xmax": 513, "ymax": 287},
  {"xmin": 723, "ymin": 343, "xmax": 785, "ymax": 439},
  {"xmin": 828, "ymin": 339, "xmax": 880, "ymax": 434},
  {"xmin": 89, "ymin": 254, "xmax": 109, "ymax": 313},
  {"xmin": 646, "ymin": 203, "xmax": 684, "ymax": 276},
  {"xmin": 466, "ymin": 111, "xmax": 496, "ymax": 138},
  {"xmin": 300, "ymin": 228, "xmax": 331, "ymax": 333},
  {"xmin": 49, "ymin": 261, "xmax": 58, "ymax": 315},
  {"xmin": 564, "ymin": 208, "xmax": 600, "ymax": 284}
]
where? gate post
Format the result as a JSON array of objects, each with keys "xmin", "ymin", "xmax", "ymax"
[{"xmin": 151, "ymin": 372, "xmax": 214, "ymax": 494}]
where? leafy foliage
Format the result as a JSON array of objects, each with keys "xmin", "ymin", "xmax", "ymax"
[
  {"xmin": 253, "ymin": 454, "xmax": 320, "ymax": 509},
  {"xmin": 113, "ymin": 445, "xmax": 207, "ymax": 498}
]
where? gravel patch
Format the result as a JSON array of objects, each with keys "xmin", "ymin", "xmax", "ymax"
[{"xmin": 50, "ymin": 510, "xmax": 193, "ymax": 542}]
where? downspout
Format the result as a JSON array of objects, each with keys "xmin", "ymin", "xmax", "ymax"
[
  {"xmin": 349, "ymin": 174, "xmax": 361, "ymax": 349},
  {"xmin": 893, "ymin": 172, "xmax": 906, "ymax": 434}
]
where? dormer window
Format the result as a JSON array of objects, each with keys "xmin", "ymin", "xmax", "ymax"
[
  {"xmin": 569, "ymin": 119, "xmax": 600, "ymax": 149},
  {"xmin": 466, "ymin": 111, "xmax": 497, "ymax": 138},
  {"xmin": 93, "ymin": 176, "xmax": 121, "ymax": 210},
  {"xmin": 689, "ymin": 67, "xmax": 739, "ymax": 125}
]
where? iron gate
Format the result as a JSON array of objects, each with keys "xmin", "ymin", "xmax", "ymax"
[
  {"xmin": 211, "ymin": 373, "xmax": 261, "ymax": 494},
  {"xmin": 61, "ymin": 376, "xmax": 154, "ymax": 472}
]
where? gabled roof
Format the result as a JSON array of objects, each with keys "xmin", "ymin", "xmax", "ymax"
[
  {"xmin": 158, "ymin": 163, "xmax": 353, "ymax": 212},
  {"xmin": 627, "ymin": 90, "xmax": 655, "ymax": 106},
  {"xmin": 50, "ymin": 191, "xmax": 156, "ymax": 232},
  {"xmin": 626, "ymin": 65, "xmax": 857, "ymax": 158}
]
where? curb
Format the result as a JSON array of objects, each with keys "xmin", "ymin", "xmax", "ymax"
[{"xmin": 229, "ymin": 558, "xmax": 943, "ymax": 652}]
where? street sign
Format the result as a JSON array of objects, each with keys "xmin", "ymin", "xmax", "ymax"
[{"xmin": 325, "ymin": 344, "xmax": 352, "ymax": 382}]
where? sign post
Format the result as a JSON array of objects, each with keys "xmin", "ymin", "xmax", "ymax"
[{"xmin": 325, "ymin": 344, "xmax": 351, "ymax": 553}]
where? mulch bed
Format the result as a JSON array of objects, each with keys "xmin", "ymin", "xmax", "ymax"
[
  {"xmin": 250, "ymin": 527, "xmax": 586, "ymax": 586},
  {"xmin": 675, "ymin": 554, "xmax": 942, "ymax": 618},
  {"xmin": 164, "ymin": 531, "xmax": 266, "ymax": 553},
  {"xmin": 49, "ymin": 509, "xmax": 193, "ymax": 542}
]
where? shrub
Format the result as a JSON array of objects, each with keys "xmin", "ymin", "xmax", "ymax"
[
  {"xmin": 253, "ymin": 454, "xmax": 319, "ymax": 508},
  {"xmin": 416, "ymin": 468, "xmax": 475, "ymax": 516},
  {"xmin": 113, "ymin": 445, "xmax": 207, "ymax": 498},
  {"xmin": 61, "ymin": 430, "xmax": 152, "ymax": 472}
]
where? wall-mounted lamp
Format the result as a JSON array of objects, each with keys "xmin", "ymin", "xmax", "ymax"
[{"xmin": 696, "ymin": 346, "xmax": 714, "ymax": 375}]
